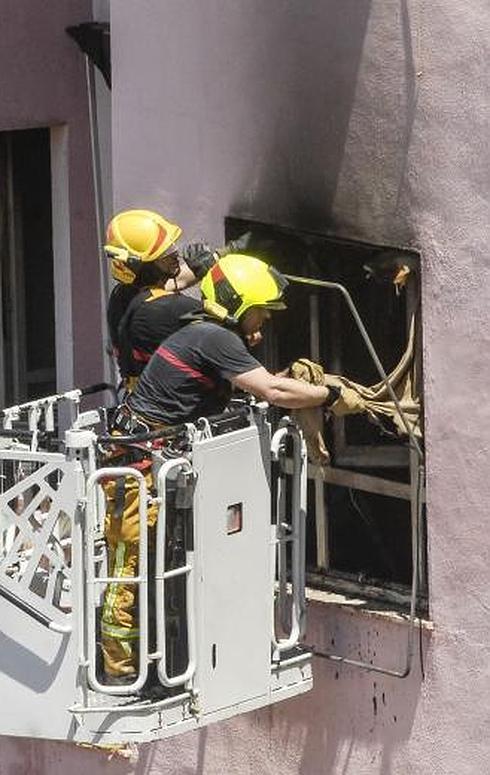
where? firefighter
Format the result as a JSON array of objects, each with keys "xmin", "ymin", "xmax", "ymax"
[
  {"xmin": 126, "ymin": 254, "xmax": 356, "ymax": 425},
  {"xmin": 101, "ymin": 254, "xmax": 360, "ymax": 687},
  {"xmin": 102, "ymin": 209, "xmax": 210, "ymax": 685},
  {"xmin": 106, "ymin": 208, "xmax": 216, "ymax": 393},
  {"xmin": 102, "ymin": 217, "xmax": 253, "ymax": 686}
]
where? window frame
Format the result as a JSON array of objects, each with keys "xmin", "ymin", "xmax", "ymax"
[{"xmin": 225, "ymin": 217, "xmax": 427, "ymax": 614}]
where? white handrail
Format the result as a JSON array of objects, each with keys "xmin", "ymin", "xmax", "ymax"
[
  {"xmin": 85, "ymin": 466, "xmax": 149, "ymax": 695},
  {"xmin": 155, "ymin": 458, "xmax": 197, "ymax": 688},
  {"xmin": 271, "ymin": 424, "xmax": 307, "ymax": 657}
]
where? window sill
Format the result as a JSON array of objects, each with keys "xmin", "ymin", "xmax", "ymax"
[{"xmin": 305, "ymin": 584, "xmax": 433, "ymax": 630}]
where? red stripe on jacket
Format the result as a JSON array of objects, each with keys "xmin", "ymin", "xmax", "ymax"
[
  {"xmin": 156, "ymin": 346, "xmax": 215, "ymax": 389},
  {"xmin": 132, "ymin": 347, "xmax": 151, "ymax": 363}
]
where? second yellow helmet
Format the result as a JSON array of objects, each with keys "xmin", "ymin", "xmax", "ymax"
[{"xmin": 200, "ymin": 254, "xmax": 288, "ymax": 320}]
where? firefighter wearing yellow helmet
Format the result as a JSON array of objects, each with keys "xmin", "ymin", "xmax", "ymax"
[
  {"xmin": 200, "ymin": 253, "xmax": 288, "ymax": 318},
  {"xmin": 102, "ymin": 209, "xmax": 211, "ymax": 688},
  {"xmin": 102, "ymin": 251, "xmax": 348, "ymax": 686},
  {"xmin": 105, "ymin": 208, "xmax": 183, "ymax": 284},
  {"xmin": 105, "ymin": 209, "xmax": 216, "ymax": 394}
]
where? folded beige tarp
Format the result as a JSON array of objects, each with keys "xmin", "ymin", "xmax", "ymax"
[{"xmin": 289, "ymin": 312, "xmax": 422, "ymax": 465}]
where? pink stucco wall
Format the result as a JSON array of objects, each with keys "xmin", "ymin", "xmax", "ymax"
[
  {"xmin": 2, "ymin": 0, "xmax": 490, "ymax": 773},
  {"xmin": 0, "ymin": 0, "xmax": 104, "ymax": 387}
]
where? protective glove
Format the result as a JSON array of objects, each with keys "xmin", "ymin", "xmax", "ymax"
[
  {"xmin": 289, "ymin": 358, "xmax": 325, "ymax": 386},
  {"xmin": 216, "ymin": 231, "xmax": 253, "ymax": 257},
  {"xmin": 181, "ymin": 242, "xmax": 216, "ymax": 279},
  {"xmin": 325, "ymin": 382, "xmax": 366, "ymax": 417}
]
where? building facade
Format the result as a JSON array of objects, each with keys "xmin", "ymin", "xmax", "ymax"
[{"xmin": 2, "ymin": 1, "xmax": 490, "ymax": 774}]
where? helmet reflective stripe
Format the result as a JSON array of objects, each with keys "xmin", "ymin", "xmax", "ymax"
[
  {"xmin": 200, "ymin": 254, "xmax": 287, "ymax": 320},
  {"xmin": 209, "ymin": 263, "xmax": 242, "ymax": 316}
]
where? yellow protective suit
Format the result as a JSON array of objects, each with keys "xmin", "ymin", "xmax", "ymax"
[{"xmin": 101, "ymin": 461, "xmax": 157, "ymax": 679}]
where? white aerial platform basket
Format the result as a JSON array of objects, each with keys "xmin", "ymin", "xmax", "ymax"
[{"xmin": 0, "ymin": 390, "xmax": 312, "ymax": 744}]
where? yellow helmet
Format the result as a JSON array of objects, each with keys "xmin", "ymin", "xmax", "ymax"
[
  {"xmin": 105, "ymin": 209, "xmax": 182, "ymax": 284},
  {"xmin": 200, "ymin": 254, "xmax": 288, "ymax": 320}
]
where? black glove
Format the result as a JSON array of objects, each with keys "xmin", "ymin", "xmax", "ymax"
[
  {"xmin": 181, "ymin": 242, "xmax": 216, "ymax": 280},
  {"xmin": 215, "ymin": 231, "xmax": 253, "ymax": 257}
]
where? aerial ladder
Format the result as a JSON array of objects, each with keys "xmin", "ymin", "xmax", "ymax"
[
  {"xmin": 0, "ymin": 271, "xmax": 424, "ymax": 743},
  {"xmin": 0, "ymin": 387, "xmax": 311, "ymax": 744}
]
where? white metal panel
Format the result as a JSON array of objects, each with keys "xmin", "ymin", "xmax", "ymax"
[
  {"xmin": 0, "ymin": 418, "xmax": 312, "ymax": 743},
  {"xmin": 0, "ymin": 596, "xmax": 78, "ymax": 739},
  {"xmin": 192, "ymin": 425, "xmax": 272, "ymax": 714}
]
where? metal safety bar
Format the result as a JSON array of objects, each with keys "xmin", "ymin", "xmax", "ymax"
[
  {"xmin": 155, "ymin": 458, "xmax": 197, "ymax": 688},
  {"xmin": 69, "ymin": 690, "xmax": 191, "ymax": 717},
  {"xmin": 3, "ymin": 390, "xmax": 80, "ymax": 435},
  {"xmin": 85, "ymin": 467, "xmax": 149, "ymax": 696},
  {"xmin": 271, "ymin": 423, "xmax": 308, "ymax": 658},
  {"xmin": 0, "ymin": 582, "xmax": 72, "ymax": 634},
  {"xmin": 272, "ymin": 427, "xmax": 289, "ymax": 632},
  {"xmin": 1, "ymin": 383, "xmax": 117, "ymax": 450},
  {"xmin": 284, "ymin": 274, "xmax": 425, "ymax": 678},
  {"xmin": 0, "ymin": 450, "xmax": 75, "ymax": 633}
]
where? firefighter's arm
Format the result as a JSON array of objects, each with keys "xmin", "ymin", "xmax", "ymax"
[
  {"xmin": 231, "ymin": 367, "xmax": 331, "ymax": 409},
  {"xmin": 164, "ymin": 264, "xmax": 199, "ymax": 291}
]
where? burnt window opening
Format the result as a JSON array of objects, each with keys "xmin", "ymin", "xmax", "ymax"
[{"xmin": 225, "ymin": 217, "xmax": 427, "ymax": 614}]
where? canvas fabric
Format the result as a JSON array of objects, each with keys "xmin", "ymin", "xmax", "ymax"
[{"xmin": 289, "ymin": 311, "xmax": 422, "ymax": 465}]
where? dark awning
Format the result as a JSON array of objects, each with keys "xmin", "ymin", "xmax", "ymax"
[{"xmin": 66, "ymin": 22, "xmax": 111, "ymax": 89}]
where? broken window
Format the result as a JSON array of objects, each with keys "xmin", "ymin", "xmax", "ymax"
[{"xmin": 225, "ymin": 217, "xmax": 427, "ymax": 614}]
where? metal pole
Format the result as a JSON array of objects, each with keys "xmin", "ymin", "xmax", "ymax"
[
  {"xmin": 85, "ymin": 56, "xmax": 114, "ymax": 385},
  {"xmin": 309, "ymin": 293, "xmax": 329, "ymax": 571},
  {"xmin": 313, "ymin": 461, "xmax": 424, "ymax": 678},
  {"xmin": 284, "ymin": 274, "xmax": 423, "ymax": 460},
  {"xmin": 285, "ymin": 274, "xmax": 425, "ymax": 678}
]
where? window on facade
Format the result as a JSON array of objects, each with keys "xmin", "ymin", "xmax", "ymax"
[
  {"xmin": 225, "ymin": 217, "xmax": 427, "ymax": 614},
  {"xmin": 0, "ymin": 128, "xmax": 56, "ymax": 405}
]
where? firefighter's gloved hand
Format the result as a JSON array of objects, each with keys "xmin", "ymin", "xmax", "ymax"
[
  {"xmin": 325, "ymin": 382, "xmax": 366, "ymax": 417},
  {"xmin": 289, "ymin": 358, "xmax": 325, "ymax": 386},
  {"xmin": 216, "ymin": 231, "xmax": 253, "ymax": 257},
  {"xmin": 181, "ymin": 242, "xmax": 216, "ymax": 279}
]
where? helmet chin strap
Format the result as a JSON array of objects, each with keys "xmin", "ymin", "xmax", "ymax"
[{"xmin": 202, "ymin": 299, "xmax": 239, "ymax": 327}]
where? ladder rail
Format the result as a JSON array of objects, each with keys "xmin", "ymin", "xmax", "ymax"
[
  {"xmin": 155, "ymin": 458, "xmax": 197, "ymax": 688},
  {"xmin": 271, "ymin": 427, "xmax": 289, "ymax": 632},
  {"xmin": 85, "ymin": 466, "xmax": 149, "ymax": 695},
  {"xmin": 271, "ymin": 424, "xmax": 308, "ymax": 657}
]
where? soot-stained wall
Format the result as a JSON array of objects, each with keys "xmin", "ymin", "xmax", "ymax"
[{"xmin": 109, "ymin": 2, "xmax": 490, "ymax": 773}]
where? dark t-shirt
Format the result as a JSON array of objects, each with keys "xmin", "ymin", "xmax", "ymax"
[
  {"xmin": 107, "ymin": 284, "xmax": 139, "ymax": 355},
  {"xmin": 127, "ymin": 321, "xmax": 261, "ymax": 424},
  {"xmin": 129, "ymin": 288, "xmax": 202, "ymax": 366},
  {"xmin": 108, "ymin": 285, "xmax": 202, "ymax": 378}
]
